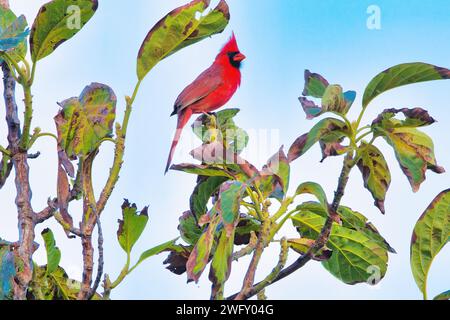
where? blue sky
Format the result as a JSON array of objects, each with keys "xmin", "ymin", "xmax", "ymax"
[{"xmin": 1, "ymin": 0, "xmax": 449, "ymax": 300}]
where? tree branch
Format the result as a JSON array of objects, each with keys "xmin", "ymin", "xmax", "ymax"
[
  {"xmin": 3, "ymin": 62, "xmax": 36, "ymax": 300},
  {"xmin": 228, "ymin": 153, "xmax": 355, "ymax": 300},
  {"xmin": 234, "ymin": 219, "xmax": 271, "ymax": 300},
  {"xmin": 87, "ymin": 215, "xmax": 104, "ymax": 300},
  {"xmin": 78, "ymin": 154, "xmax": 97, "ymax": 300}
]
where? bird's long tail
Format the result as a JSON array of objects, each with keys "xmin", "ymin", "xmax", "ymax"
[{"xmin": 165, "ymin": 109, "xmax": 193, "ymax": 174}]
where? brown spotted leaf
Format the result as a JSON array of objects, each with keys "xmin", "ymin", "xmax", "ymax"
[
  {"xmin": 30, "ymin": 0, "xmax": 98, "ymax": 62},
  {"xmin": 186, "ymin": 215, "xmax": 220, "ymax": 282},
  {"xmin": 357, "ymin": 142, "xmax": 391, "ymax": 214},
  {"xmin": 137, "ymin": 0, "xmax": 230, "ymax": 80},
  {"xmin": 372, "ymin": 107, "xmax": 436, "ymax": 129},
  {"xmin": 209, "ymin": 228, "xmax": 234, "ymax": 297},
  {"xmin": 411, "ymin": 189, "xmax": 450, "ymax": 299},
  {"xmin": 299, "ymin": 69, "xmax": 356, "ymax": 120},
  {"xmin": 288, "ymin": 118, "xmax": 349, "ymax": 163},
  {"xmin": 319, "ymin": 139, "xmax": 349, "ymax": 162},
  {"xmin": 55, "ymin": 83, "xmax": 116, "ymax": 159},
  {"xmin": 375, "ymin": 126, "xmax": 444, "ymax": 192},
  {"xmin": 372, "ymin": 107, "xmax": 444, "ymax": 191},
  {"xmin": 263, "ymin": 147, "xmax": 290, "ymax": 195},
  {"xmin": 302, "ymin": 70, "xmax": 329, "ymax": 98}
]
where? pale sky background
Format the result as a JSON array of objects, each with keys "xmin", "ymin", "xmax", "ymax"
[{"xmin": 1, "ymin": 0, "xmax": 449, "ymax": 300}]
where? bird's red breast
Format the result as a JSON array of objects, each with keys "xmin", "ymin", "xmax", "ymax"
[
  {"xmin": 171, "ymin": 33, "xmax": 245, "ymax": 116},
  {"xmin": 165, "ymin": 34, "xmax": 245, "ymax": 173}
]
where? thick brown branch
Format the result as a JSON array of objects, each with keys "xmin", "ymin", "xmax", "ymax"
[
  {"xmin": 35, "ymin": 198, "xmax": 58, "ymax": 224},
  {"xmin": 3, "ymin": 63, "xmax": 21, "ymax": 148},
  {"xmin": 3, "ymin": 62, "xmax": 36, "ymax": 300}
]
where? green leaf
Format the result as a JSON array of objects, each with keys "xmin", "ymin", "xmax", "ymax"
[
  {"xmin": 363, "ymin": 63, "xmax": 450, "ymax": 108},
  {"xmin": 117, "ymin": 200, "xmax": 149, "ymax": 254},
  {"xmin": 55, "ymin": 83, "xmax": 117, "ymax": 158},
  {"xmin": 288, "ymin": 118, "xmax": 349, "ymax": 162},
  {"xmin": 299, "ymin": 91, "xmax": 356, "ymax": 120},
  {"xmin": 264, "ymin": 147, "xmax": 290, "ymax": 195},
  {"xmin": 292, "ymin": 210, "xmax": 389, "ymax": 285},
  {"xmin": 186, "ymin": 215, "xmax": 220, "ymax": 282},
  {"xmin": 190, "ymin": 176, "xmax": 229, "ymax": 219},
  {"xmin": 287, "ymin": 238, "xmax": 332, "ymax": 261},
  {"xmin": 30, "ymin": 265, "xmax": 102, "ymax": 300},
  {"xmin": 0, "ymin": 6, "xmax": 28, "ymax": 64},
  {"xmin": 0, "ymin": 241, "xmax": 15, "ymax": 300},
  {"xmin": 375, "ymin": 126, "xmax": 444, "ymax": 192},
  {"xmin": 217, "ymin": 181, "xmax": 246, "ymax": 236},
  {"xmin": 171, "ymin": 163, "xmax": 232, "ymax": 178},
  {"xmin": 30, "ymin": 0, "xmax": 98, "ymax": 62},
  {"xmin": 302, "ymin": 70, "xmax": 329, "ymax": 98},
  {"xmin": 41, "ymin": 228, "xmax": 61, "ymax": 274},
  {"xmin": 136, "ymin": 238, "xmax": 180, "ymax": 267},
  {"xmin": 300, "ymin": 70, "xmax": 356, "ymax": 119},
  {"xmin": 0, "ymin": 3, "xmax": 16, "ymax": 31},
  {"xmin": 137, "ymin": 0, "xmax": 230, "ymax": 80},
  {"xmin": 209, "ymin": 228, "xmax": 234, "ymax": 296},
  {"xmin": 434, "ymin": 290, "xmax": 450, "ymax": 301},
  {"xmin": 411, "ymin": 189, "xmax": 450, "ymax": 299},
  {"xmin": 178, "ymin": 211, "xmax": 203, "ymax": 246},
  {"xmin": 295, "ymin": 182, "xmax": 329, "ymax": 213},
  {"xmin": 357, "ymin": 142, "xmax": 391, "ymax": 214},
  {"xmin": 0, "ymin": 14, "xmax": 29, "ymax": 53},
  {"xmin": 296, "ymin": 202, "xmax": 396, "ymax": 253}
]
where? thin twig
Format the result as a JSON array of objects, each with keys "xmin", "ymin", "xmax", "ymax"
[
  {"xmin": 234, "ymin": 220, "xmax": 271, "ymax": 300},
  {"xmin": 233, "ymin": 232, "xmax": 258, "ymax": 261}
]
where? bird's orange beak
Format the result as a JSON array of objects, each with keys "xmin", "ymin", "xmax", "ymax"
[{"xmin": 233, "ymin": 53, "xmax": 246, "ymax": 62}]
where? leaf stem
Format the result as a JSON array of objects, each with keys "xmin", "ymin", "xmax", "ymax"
[
  {"xmin": 0, "ymin": 145, "xmax": 11, "ymax": 156},
  {"xmin": 96, "ymin": 80, "xmax": 142, "ymax": 214},
  {"xmin": 355, "ymin": 131, "xmax": 373, "ymax": 143},
  {"xmin": 20, "ymin": 84, "xmax": 33, "ymax": 150}
]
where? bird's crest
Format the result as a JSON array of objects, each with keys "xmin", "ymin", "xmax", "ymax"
[{"xmin": 219, "ymin": 32, "xmax": 240, "ymax": 55}]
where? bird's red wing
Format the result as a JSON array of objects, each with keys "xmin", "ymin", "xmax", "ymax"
[{"xmin": 173, "ymin": 66, "xmax": 223, "ymax": 115}]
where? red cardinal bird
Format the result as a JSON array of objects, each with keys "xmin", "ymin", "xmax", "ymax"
[{"xmin": 165, "ymin": 33, "xmax": 246, "ymax": 173}]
